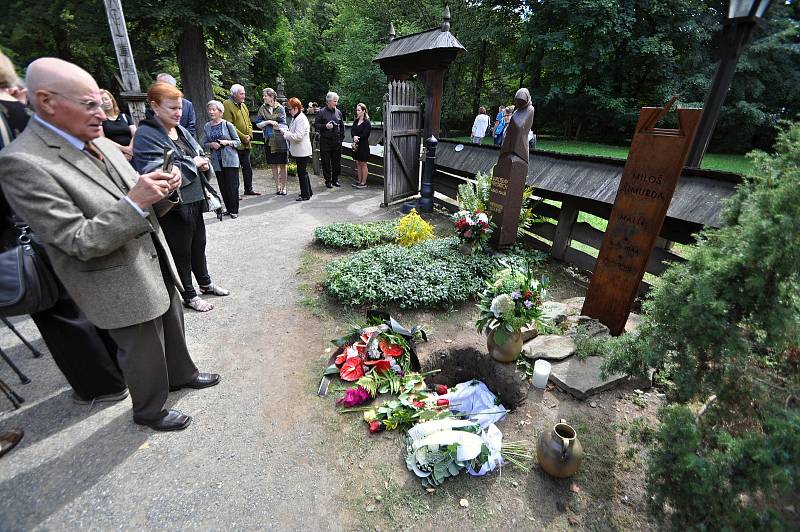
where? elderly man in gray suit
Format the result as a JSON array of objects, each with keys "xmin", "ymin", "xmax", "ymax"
[{"xmin": 0, "ymin": 58, "xmax": 220, "ymax": 431}]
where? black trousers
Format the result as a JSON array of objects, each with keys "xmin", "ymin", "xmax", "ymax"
[
  {"xmin": 107, "ymin": 259, "xmax": 198, "ymax": 422},
  {"xmin": 218, "ymin": 166, "xmax": 240, "ymax": 214},
  {"xmin": 30, "ymin": 283, "xmax": 126, "ymax": 400},
  {"xmin": 158, "ymin": 202, "xmax": 211, "ymax": 301},
  {"xmin": 294, "ymin": 156, "xmax": 312, "ymax": 199},
  {"xmin": 238, "ymin": 150, "xmax": 254, "ymax": 193},
  {"xmin": 320, "ymin": 147, "xmax": 341, "ymax": 185}
]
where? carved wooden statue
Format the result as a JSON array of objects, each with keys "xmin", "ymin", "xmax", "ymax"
[{"xmin": 489, "ymin": 88, "xmax": 535, "ymax": 248}]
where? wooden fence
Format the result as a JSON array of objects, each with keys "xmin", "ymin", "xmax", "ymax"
[
  {"xmin": 430, "ymin": 140, "xmax": 741, "ymax": 284},
  {"xmin": 253, "ymin": 122, "xmax": 741, "ymax": 282}
]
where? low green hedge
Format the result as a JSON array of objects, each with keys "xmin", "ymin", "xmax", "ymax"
[
  {"xmin": 314, "ymin": 220, "xmax": 398, "ymax": 249},
  {"xmin": 324, "ymin": 237, "xmax": 545, "ymax": 308}
]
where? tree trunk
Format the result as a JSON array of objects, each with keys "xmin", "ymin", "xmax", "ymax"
[
  {"xmin": 472, "ymin": 39, "xmax": 487, "ymax": 115},
  {"xmin": 176, "ymin": 24, "xmax": 213, "ymax": 127}
]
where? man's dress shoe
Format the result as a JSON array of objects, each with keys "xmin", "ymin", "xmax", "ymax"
[
  {"xmin": 169, "ymin": 372, "xmax": 221, "ymax": 392},
  {"xmin": 134, "ymin": 409, "xmax": 191, "ymax": 432},
  {"xmin": 0, "ymin": 429, "xmax": 23, "ymax": 457}
]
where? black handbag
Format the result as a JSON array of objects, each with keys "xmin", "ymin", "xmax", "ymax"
[{"xmin": 0, "ymin": 226, "xmax": 59, "ymax": 317}]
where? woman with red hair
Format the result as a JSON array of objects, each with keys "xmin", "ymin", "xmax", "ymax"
[
  {"xmin": 283, "ymin": 97, "xmax": 313, "ymax": 201},
  {"xmin": 133, "ymin": 82, "xmax": 229, "ymax": 312}
]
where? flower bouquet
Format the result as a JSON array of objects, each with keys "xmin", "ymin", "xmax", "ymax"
[
  {"xmin": 405, "ymin": 419, "xmax": 533, "ymax": 487},
  {"xmin": 319, "ymin": 311, "xmax": 425, "ymax": 396},
  {"xmin": 476, "ymin": 265, "xmax": 548, "ymax": 362},
  {"xmin": 451, "ymin": 209, "xmax": 492, "ymax": 252}
]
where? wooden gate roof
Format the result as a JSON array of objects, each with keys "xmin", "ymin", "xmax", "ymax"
[
  {"xmin": 373, "ymin": 28, "xmax": 465, "ymax": 75},
  {"xmin": 434, "ymin": 140, "xmax": 741, "ymax": 228}
]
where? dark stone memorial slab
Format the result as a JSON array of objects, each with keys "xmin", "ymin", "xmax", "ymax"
[
  {"xmin": 582, "ymin": 99, "xmax": 702, "ymax": 334},
  {"xmin": 489, "ymin": 89, "xmax": 534, "ymax": 249}
]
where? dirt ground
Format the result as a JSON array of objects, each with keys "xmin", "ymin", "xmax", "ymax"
[
  {"xmin": 298, "ymin": 238, "xmax": 663, "ymax": 531},
  {"xmin": 0, "ymin": 171, "xmax": 662, "ymax": 530}
]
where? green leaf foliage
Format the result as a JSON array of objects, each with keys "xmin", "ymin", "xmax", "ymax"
[
  {"xmin": 313, "ymin": 220, "xmax": 398, "ymax": 249},
  {"xmin": 597, "ymin": 121, "xmax": 800, "ymax": 528},
  {"xmin": 324, "ymin": 237, "xmax": 544, "ymax": 308}
]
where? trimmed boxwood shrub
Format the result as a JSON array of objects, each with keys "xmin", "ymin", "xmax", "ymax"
[
  {"xmin": 324, "ymin": 236, "xmax": 544, "ymax": 308},
  {"xmin": 313, "ymin": 220, "xmax": 398, "ymax": 249}
]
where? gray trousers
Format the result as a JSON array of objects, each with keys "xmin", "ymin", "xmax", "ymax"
[{"xmin": 107, "ymin": 287, "xmax": 199, "ymax": 422}]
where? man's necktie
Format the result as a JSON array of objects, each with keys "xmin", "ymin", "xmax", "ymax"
[{"xmin": 83, "ymin": 140, "xmax": 104, "ymax": 162}]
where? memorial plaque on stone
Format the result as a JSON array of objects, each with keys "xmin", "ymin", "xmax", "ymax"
[
  {"xmin": 581, "ymin": 100, "xmax": 702, "ymax": 335},
  {"xmin": 489, "ymin": 89, "xmax": 534, "ymax": 248}
]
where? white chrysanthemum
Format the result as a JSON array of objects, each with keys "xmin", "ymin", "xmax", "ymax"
[
  {"xmin": 476, "ymin": 212, "xmax": 489, "ymax": 224},
  {"xmin": 490, "ymin": 294, "xmax": 515, "ymax": 317}
]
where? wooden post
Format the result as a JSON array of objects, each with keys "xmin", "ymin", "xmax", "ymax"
[
  {"xmin": 581, "ymin": 99, "xmax": 702, "ymax": 334},
  {"xmin": 551, "ymin": 200, "xmax": 580, "ymax": 260},
  {"xmin": 102, "ymin": 0, "xmax": 146, "ymax": 123},
  {"xmin": 420, "ymin": 69, "xmax": 445, "ymax": 140}
]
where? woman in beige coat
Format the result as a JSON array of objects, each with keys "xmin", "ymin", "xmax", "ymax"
[{"xmin": 283, "ymin": 97, "xmax": 313, "ymax": 201}]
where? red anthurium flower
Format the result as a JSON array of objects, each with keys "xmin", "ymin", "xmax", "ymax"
[
  {"xmin": 369, "ymin": 420, "xmax": 384, "ymax": 433},
  {"xmin": 413, "ymin": 401, "xmax": 426, "ymax": 409},
  {"xmin": 363, "ymin": 359, "xmax": 391, "ymax": 374},
  {"xmin": 335, "ymin": 352, "xmax": 347, "ymax": 365},
  {"xmin": 339, "ymin": 357, "xmax": 365, "ymax": 381},
  {"xmin": 360, "ymin": 332, "xmax": 374, "ymax": 343},
  {"xmin": 354, "ymin": 342, "xmax": 367, "ymax": 355},
  {"xmin": 436, "ymin": 398, "xmax": 450, "ymax": 407},
  {"xmin": 379, "ymin": 340, "xmax": 404, "ymax": 357},
  {"xmin": 435, "ymin": 384, "xmax": 448, "ymax": 395}
]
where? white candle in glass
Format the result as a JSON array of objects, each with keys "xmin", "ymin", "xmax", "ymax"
[{"xmin": 533, "ymin": 359, "xmax": 551, "ymax": 389}]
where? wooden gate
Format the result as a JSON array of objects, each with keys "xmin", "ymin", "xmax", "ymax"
[{"xmin": 383, "ymin": 81, "xmax": 422, "ymax": 206}]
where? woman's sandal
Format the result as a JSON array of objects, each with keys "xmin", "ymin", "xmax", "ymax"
[
  {"xmin": 200, "ymin": 283, "xmax": 230, "ymax": 296},
  {"xmin": 184, "ymin": 296, "xmax": 214, "ymax": 312}
]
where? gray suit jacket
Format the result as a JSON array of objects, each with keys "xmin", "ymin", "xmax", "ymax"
[{"xmin": 0, "ymin": 119, "xmax": 182, "ymax": 329}]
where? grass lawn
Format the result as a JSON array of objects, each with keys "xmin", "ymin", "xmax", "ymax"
[{"xmin": 446, "ymin": 136, "xmax": 753, "ymax": 175}]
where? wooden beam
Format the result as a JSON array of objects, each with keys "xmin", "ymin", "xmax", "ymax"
[
  {"xmin": 550, "ymin": 199, "xmax": 579, "ymax": 261},
  {"xmin": 102, "ymin": 0, "xmax": 146, "ymax": 123}
]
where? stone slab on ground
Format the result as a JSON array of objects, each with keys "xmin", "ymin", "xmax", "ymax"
[
  {"xmin": 522, "ymin": 325, "xmax": 539, "ymax": 342},
  {"xmin": 420, "ymin": 346, "xmax": 529, "ymax": 409},
  {"xmin": 562, "ymin": 296, "xmax": 585, "ymax": 314},
  {"xmin": 541, "ymin": 301, "xmax": 571, "ymax": 325},
  {"xmin": 549, "ymin": 356, "xmax": 631, "ymax": 400},
  {"xmin": 563, "ymin": 316, "xmax": 610, "ymax": 339},
  {"xmin": 625, "ymin": 312, "xmax": 642, "ymax": 333},
  {"xmin": 522, "ymin": 334, "xmax": 576, "ymax": 361}
]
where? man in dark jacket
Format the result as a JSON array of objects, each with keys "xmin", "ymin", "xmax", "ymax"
[{"xmin": 313, "ymin": 91, "xmax": 344, "ymax": 188}]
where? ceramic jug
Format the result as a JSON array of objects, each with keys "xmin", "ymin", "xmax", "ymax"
[{"xmin": 536, "ymin": 419, "xmax": 584, "ymax": 478}]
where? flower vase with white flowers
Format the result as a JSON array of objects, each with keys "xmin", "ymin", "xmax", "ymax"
[{"xmin": 476, "ymin": 266, "xmax": 548, "ymax": 362}]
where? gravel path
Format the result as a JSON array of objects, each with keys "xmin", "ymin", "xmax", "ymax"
[{"xmin": 0, "ymin": 170, "xmax": 389, "ymax": 530}]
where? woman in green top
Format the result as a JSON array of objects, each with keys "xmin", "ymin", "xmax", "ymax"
[{"xmin": 256, "ymin": 88, "xmax": 289, "ymax": 195}]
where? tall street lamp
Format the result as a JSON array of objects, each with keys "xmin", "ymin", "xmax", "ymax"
[{"xmin": 686, "ymin": 0, "xmax": 773, "ymax": 168}]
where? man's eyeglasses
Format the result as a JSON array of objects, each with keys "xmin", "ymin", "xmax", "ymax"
[{"xmin": 48, "ymin": 91, "xmax": 104, "ymax": 112}]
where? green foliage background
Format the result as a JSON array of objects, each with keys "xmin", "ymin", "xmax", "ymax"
[
  {"xmin": 591, "ymin": 121, "xmax": 800, "ymax": 528},
  {"xmin": 1, "ymin": 0, "xmax": 797, "ymax": 152}
]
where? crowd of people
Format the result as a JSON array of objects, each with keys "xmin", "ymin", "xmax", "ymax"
[{"xmin": 0, "ymin": 50, "xmax": 376, "ymax": 456}]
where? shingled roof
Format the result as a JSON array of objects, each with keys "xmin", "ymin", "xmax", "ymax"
[
  {"xmin": 373, "ymin": 6, "xmax": 466, "ymax": 76},
  {"xmin": 373, "ymin": 27, "xmax": 465, "ymax": 63}
]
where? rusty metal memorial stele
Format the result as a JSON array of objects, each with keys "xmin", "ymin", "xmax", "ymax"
[
  {"xmin": 488, "ymin": 88, "xmax": 535, "ymax": 248},
  {"xmin": 581, "ymin": 99, "xmax": 702, "ymax": 335}
]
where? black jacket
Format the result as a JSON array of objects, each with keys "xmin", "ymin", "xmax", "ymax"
[{"xmin": 313, "ymin": 106, "xmax": 345, "ymax": 149}]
